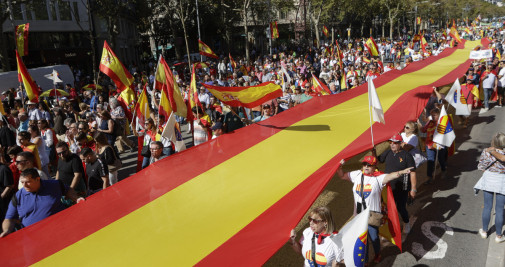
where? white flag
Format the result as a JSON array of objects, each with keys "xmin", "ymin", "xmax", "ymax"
[
  {"xmin": 331, "ymin": 208, "xmax": 370, "ymax": 267},
  {"xmin": 161, "ymin": 112, "xmax": 186, "ymax": 152},
  {"xmin": 44, "ymin": 69, "xmax": 63, "ymax": 84},
  {"xmin": 445, "ymin": 79, "xmax": 470, "ymax": 115},
  {"xmin": 432, "ymin": 105, "xmax": 456, "ymax": 147},
  {"xmin": 368, "ymin": 77, "xmax": 385, "ymax": 124}
]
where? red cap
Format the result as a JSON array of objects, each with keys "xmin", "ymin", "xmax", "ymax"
[
  {"xmin": 361, "ymin": 156, "xmax": 377, "ymax": 165},
  {"xmin": 389, "ymin": 134, "xmax": 403, "ymax": 143}
]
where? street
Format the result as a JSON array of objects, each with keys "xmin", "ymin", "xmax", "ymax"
[{"xmin": 265, "ymin": 104, "xmax": 505, "ymax": 266}]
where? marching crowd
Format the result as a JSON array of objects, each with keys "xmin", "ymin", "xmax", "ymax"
[{"xmin": 1, "ymin": 22, "xmax": 505, "ymax": 266}]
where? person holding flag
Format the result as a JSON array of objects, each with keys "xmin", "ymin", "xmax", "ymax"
[
  {"xmin": 337, "ymin": 156, "xmax": 413, "ymax": 264},
  {"xmin": 289, "ymin": 206, "xmax": 343, "ymax": 267},
  {"xmin": 418, "ymin": 104, "xmax": 448, "ymax": 184}
]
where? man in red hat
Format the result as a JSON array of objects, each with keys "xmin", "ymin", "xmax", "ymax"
[{"xmin": 377, "ymin": 133, "xmax": 417, "ymax": 234}]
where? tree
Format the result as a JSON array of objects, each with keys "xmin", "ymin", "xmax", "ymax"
[{"xmin": 376, "ymin": 0, "xmax": 405, "ymax": 39}]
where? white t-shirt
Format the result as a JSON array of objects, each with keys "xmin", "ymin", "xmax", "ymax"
[
  {"xmin": 300, "ymin": 228, "xmax": 343, "ymax": 267},
  {"xmin": 401, "ymin": 133, "xmax": 419, "ymax": 148},
  {"xmin": 482, "ymin": 72, "xmax": 496, "ymax": 89},
  {"xmin": 349, "ymin": 170, "xmax": 385, "ymax": 213},
  {"xmin": 498, "ymin": 68, "xmax": 505, "ymax": 87}
]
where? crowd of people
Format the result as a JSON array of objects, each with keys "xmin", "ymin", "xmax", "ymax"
[{"xmin": 0, "ymin": 22, "xmax": 504, "ymax": 265}]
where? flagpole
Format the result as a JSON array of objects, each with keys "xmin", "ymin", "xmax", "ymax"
[
  {"xmin": 195, "ymin": 0, "xmax": 203, "ymax": 62},
  {"xmin": 367, "ymin": 77, "xmax": 375, "ymax": 147}
]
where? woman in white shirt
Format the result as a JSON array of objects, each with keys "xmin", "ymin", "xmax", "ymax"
[
  {"xmin": 290, "ymin": 206, "xmax": 343, "ymax": 267},
  {"xmin": 337, "ymin": 155, "xmax": 412, "ymax": 264}
]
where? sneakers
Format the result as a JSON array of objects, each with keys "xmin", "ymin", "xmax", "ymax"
[
  {"xmin": 479, "ymin": 229, "xmax": 488, "ymax": 239},
  {"xmin": 404, "ymin": 222, "xmax": 411, "ymax": 234},
  {"xmin": 495, "ymin": 235, "xmax": 505, "ymax": 243}
]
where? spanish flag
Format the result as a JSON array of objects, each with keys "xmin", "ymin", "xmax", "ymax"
[
  {"xmin": 416, "ymin": 17, "xmax": 421, "ymax": 25},
  {"xmin": 99, "ymin": 41, "xmax": 134, "ymax": 92},
  {"xmin": 134, "ymin": 85, "xmax": 151, "ymax": 126},
  {"xmin": 155, "ymin": 56, "xmax": 187, "ymax": 119},
  {"xmin": 449, "ymin": 27, "xmax": 462, "ymax": 43},
  {"xmin": 311, "ymin": 74, "xmax": 331, "ymax": 95},
  {"xmin": 270, "ymin": 21, "xmax": 279, "ymax": 39},
  {"xmin": 340, "ymin": 72, "xmax": 348, "ymax": 90},
  {"xmin": 202, "ymin": 82, "xmax": 282, "ymax": 108},
  {"xmin": 421, "ymin": 36, "xmax": 428, "ymax": 53},
  {"xmin": 379, "ymin": 184, "xmax": 402, "ymax": 252},
  {"xmin": 15, "ymin": 23, "xmax": 29, "ymax": 56},
  {"xmin": 322, "ymin": 25, "xmax": 329, "ymax": 37},
  {"xmin": 496, "ymin": 49, "xmax": 502, "ymax": 60},
  {"xmin": 198, "ymin": 40, "xmax": 218, "ymax": 59},
  {"xmin": 189, "ymin": 64, "xmax": 203, "ymax": 110},
  {"xmin": 16, "ymin": 50, "xmax": 39, "ymax": 102},
  {"xmin": 365, "ymin": 37, "xmax": 379, "ymax": 57},
  {"xmin": 229, "ymin": 53, "xmax": 237, "ymax": 70},
  {"xmin": 194, "ymin": 62, "xmax": 209, "ymax": 69}
]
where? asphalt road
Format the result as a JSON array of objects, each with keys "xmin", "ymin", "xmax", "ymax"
[
  {"xmin": 115, "ymin": 103, "xmax": 504, "ymax": 266},
  {"xmin": 264, "ymin": 103, "xmax": 505, "ymax": 266}
]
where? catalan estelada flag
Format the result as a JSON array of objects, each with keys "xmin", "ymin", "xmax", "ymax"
[
  {"xmin": 154, "ymin": 56, "xmax": 187, "ymax": 118},
  {"xmin": 365, "ymin": 37, "xmax": 379, "ymax": 57},
  {"xmin": 270, "ymin": 21, "xmax": 279, "ymax": 39},
  {"xmin": 198, "ymin": 40, "xmax": 218, "ymax": 59},
  {"xmin": 202, "ymin": 81, "xmax": 282, "ymax": 108},
  {"xmin": 99, "ymin": 41, "xmax": 134, "ymax": 92},
  {"xmin": 311, "ymin": 74, "xmax": 331, "ymax": 95},
  {"xmin": 0, "ymin": 40, "xmax": 481, "ymax": 266},
  {"xmin": 323, "ymin": 25, "xmax": 329, "ymax": 37},
  {"xmin": 16, "ymin": 50, "xmax": 39, "ymax": 102},
  {"xmin": 134, "ymin": 85, "xmax": 151, "ymax": 127},
  {"xmin": 15, "ymin": 23, "xmax": 29, "ymax": 56}
]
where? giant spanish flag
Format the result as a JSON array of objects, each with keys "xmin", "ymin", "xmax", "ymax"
[
  {"xmin": 365, "ymin": 37, "xmax": 379, "ymax": 57},
  {"xmin": 15, "ymin": 23, "xmax": 29, "ymax": 56},
  {"xmin": 0, "ymin": 39, "xmax": 481, "ymax": 266},
  {"xmin": 202, "ymin": 82, "xmax": 283, "ymax": 108},
  {"xmin": 154, "ymin": 56, "xmax": 187, "ymax": 118},
  {"xmin": 99, "ymin": 41, "xmax": 134, "ymax": 92},
  {"xmin": 16, "ymin": 50, "xmax": 38, "ymax": 102},
  {"xmin": 198, "ymin": 40, "xmax": 218, "ymax": 59}
]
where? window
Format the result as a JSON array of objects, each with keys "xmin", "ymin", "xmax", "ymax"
[
  {"xmin": 59, "ymin": 1, "xmax": 72, "ymax": 21},
  {"xmin": 12, "ymin": 4, "xmax": 24, "ymax": 20},
  {"xmin": 33, "ymin": 1, "xmax": 49, "ymax": 20},
  {"xmin": 72, "ymin": 2, "xmax": 79, "ymax": 21},
  {"xmin": 49, "ymin": 0, "xmax": 57, "ymax": 20}
]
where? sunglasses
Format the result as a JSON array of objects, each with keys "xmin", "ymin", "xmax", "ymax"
[
  {"xmin": 57, "ymin": 150, "xmax": 67, "ymax": 156},
  {"xmin": 263, "ymin": 106, "xmax": 271, "ymax": 109},
  {"xmin": 388, "ymin": 141, "xmax": 401, "ymax": 144},
  {"xmin": 308, "ymin": 217, "xmax": 323, "ymax": 224},
  {"xmin": 362, "ymin": 163, "xmax": 374, "ymax": 167}
]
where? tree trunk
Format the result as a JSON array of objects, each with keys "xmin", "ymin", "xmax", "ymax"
[
  {"xmin": 0, "ymin": 27, "xmax": 10, "ymax": 71},
  {"xmin": 382, "ymin": 21, "xmax": 385, "ymax": 38},
  {"xmin": 389, "ymin": 11, "xmax": 394, "ymax": 40},
  {"xmin": 313, "ymin": 19, "xmax": 320, "ymax": 47},
  {"xmin": 180, "ymin": 15, "xmax": 191, "ymax": 66},
  {"xmin": 243, "ymin": 5, "xmax": 249, "ymax": 61}
]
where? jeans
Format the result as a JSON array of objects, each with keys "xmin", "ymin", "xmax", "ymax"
[
  {"xmin": 366, "ymin": 225, "xmax": 380, "ymax": 261},
  {"xmin": 393, "ymin": 188, "xmax": 410, "ymax": 223},
  {"xmin": 426, "ymin": 146, "xmax": 447, "ymax": 178},
  {"xmin": 482, "ymin": 191, "xmax": 505, "ymax": 235},
  {"xmin": 142, "ymin": 157, "xmax": 150, "ymax": 169},
  {"xmin": 484, "ymin": 88, "xmax": 494, "ymax": 109}
]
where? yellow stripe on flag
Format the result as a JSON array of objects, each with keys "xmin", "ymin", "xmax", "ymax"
[{"xmin": 35, "ymin": 41, "xmax": 478, "ymax": 266}]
